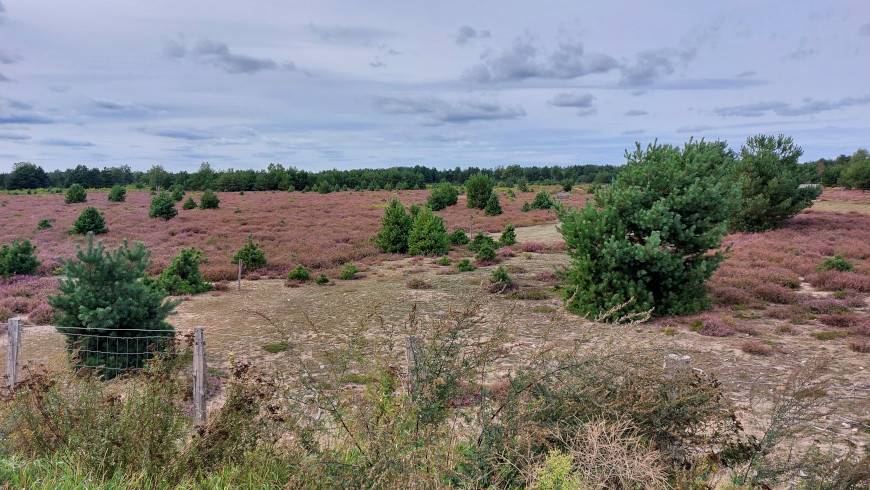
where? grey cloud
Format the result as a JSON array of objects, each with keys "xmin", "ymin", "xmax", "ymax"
[
  {"xmin": 859, "ymin": 23, "xmax": 870, "ymax": 36},
  {"xmin": 618, "ymin": 47, "xmax": 694, "ymax": 86},
  {"xmin": 4, "ymin": 98, "xmax": 32, "ymax": 110},
  {"xmin": 373, "ymin": 96, "xmax": 525, "ymax": 125},
  {"xmin": 38, "ymin": 138, "xmax": 95, "ymax": 147},
  {"xmin": 714, "ymin": 95, "xmax": 870, "ymax": 117},
  {"xmin": 624, "ymin": 110, "xmax": 648, "ymax": 116},
  {"xmin": 736, "ymin": 71, "xmax": 756, "ymax": 78},
  {"xmin": 676, "ymin": 125, "xmax": 714, "ymax": 133},
  {"xmin": 0, "ymin": 132, "xmax": 30, "ymax": 141},
  {"xmin": 370, "ymin": 60, "xmax": 385, "ymax": 68},
  {"xmin": 164, "ymin": 38, "xmax": 289, "ymax": 74},
  {"xmin": 142, "ymin": 126, "xmax": 214, "ymax": 141},
  {"xmin": 0, "ymin": 73, "xmax": 9, "ymax": 82},
  {"xmin": 787, "ymin": 38, "xmax": 817, "ymax": 60},
  {"xmin": 456, "ymin": 25, "xmax": 490, "ymax": 46},
  {"xmin": 465, "ymin": 38, "xmax": 616, "ymax": 83},
  {"xmin": 91, "ymin": 98, "xmax": 149, "ymax": 112},
  {"xmin": 49, "ymin": 85, "xmax": 70, "ymax": 93},
  {"xmin": 548, "ymin": 92, "xmax": 595, "ymax": 108},
  {"xmin": 0, "ymin": 113, "xmax": 53, "ymax": 124},
  {"xmin": 0, "ymin": 1, "xmax": 5, "ymax": 13},
  {"xmin": 0, "ymin": 51, "xmax": 21, "ymax": 64},
  {"xmin": 623, "ymin": 129, "xmax": 645, "ymax": 135},
  {"xmin": 307, "ymin": 24, "xmax": 392, "ymax": 45},
  {"xmin": 162, "ymin": 39, "xmax": 186, "ymax": 59}
]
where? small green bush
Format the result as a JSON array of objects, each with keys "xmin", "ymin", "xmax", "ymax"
[
  {"xmin": 0, "ymin": 239, "xmax": 41, "ymax": 277},
  {"xmin": 476, "ymin": 244, "xmax": 497, "ymax": 262},
  {"xmin": 156, "ymin": 248, "xmax": 211, "ymax": 295},
  {"xmin": 517, "ymin": 178, "xmax": 530, "ymax": 192},
  {"xmin": 530, "ymin": 190, "xmax": 553, "ymax": 210},
  {"xmin": 521, "ymin": 201, "xmax": 532, "ymax": 212},
  {"xmin": 107, "ymin": 185, "xmax": 126, "ymax": 202},
  {"xmin": 408, "ymin": 206, "xmax": 449, "ymax": 256},
  {"xmin": 70, "ymin": 206, "xmax": 108, "ymax": 235},
  {"xmin": 199, "ymin": 189, "xmax": 220, "ymax": 209},
  {"xmin": 436, "ymin": 256, "xmax": 451, "ymax": 266},
  {"xmin": 427, "ymin": 182, "xmax": 459, "ymax": 211},
  {"xmin": 466, "ymin": 173, "xmax": 494, "ymax": 209},
  {"xmin": 232, "ymin": 234, "xmax": 266, "ymax": 270},
  {"xmin": 263, "ymin": 342, "xmax": 289, "ymax": 353},
  {"xmin": 170, "ymin": 185, "xmax": 185, "ymax": 202},
  {"xmin": 816, "ymin": 255, "xmax": 853, "ymax": 272},
  {"xmin": 456, "ymin": 258, "xmax": 475, "ymax": 272},
  {"xmin": 449, "ymin": 228, "xmax": 470, "ymax": 245},
  {"xmin": 468, "ymin": 232, "xmax": 498, "ymax": 252},
  {"xmin": 182, "ymin": 197, "xmax": 197, "ymax": 210},
  {"xmin": 36, "ymin": 219, "xmax": 52, "ymax": 230},
  {"xmin": 376, "ymin": 198, "xmax": 413, "ymax": 253},
  {"xmin": 65, "ymin": 184, "xmax": 87, "ymax": 204},
  {"xmin": 314, "ymin": 273, "xmax": 329, "ymax": 285},
  {"xmin": 340, "ymin": 263, "xmax": 359, "ymax": 280},
  {"xmin": 484, "ymin": 193, "xmax": 503, "ymax": 216},
  {"xmin": 149, "ymin": 192, "xmax": 178, "ymax": 220},
  {"xmin": 287, "ymin": 265, "xmax": 310, "ymax": 281},
  {"xmin": 560, "ymin": 179, "xmax": 574, "ymax": 192},
  {"xmin": 499, "ymin": 224, "xmax": 517, "ymax": 246}
]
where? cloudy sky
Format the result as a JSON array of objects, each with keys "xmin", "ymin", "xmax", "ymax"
[{"xmin": 0, "ymin": 0, "xmax": 868, "ymax": 173}]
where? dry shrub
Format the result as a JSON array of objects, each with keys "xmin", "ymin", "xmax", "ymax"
[
  {"xmin": 406, "ymin": 278, "xmax": 432, "ymax": 290},
  {"xmin": 0, "ymin": 306, "xmax": 12, "ymax": 322},
  {"xmin": 518, "ymin": 242, "xmax": 548, "ymax": 253},
  {"xmin": 25, "ymin": 304, "xmax": 55, "ymax": 325},
  {"xmin": 734, "ymin": 324, "xmax": 758, "ymax": 335},
  {"xmin": 849, "ymin": 338, "xmax": 870, "ymax": 353},
  {"xmin": 765, "ymin": 305, "xmax": 796, "ymax": 320},
  {"xmin": 534, "ymin": 270, "xmax": 559, "ymax": 284},
  {"xmin": 753, "ymin": 283, "xmax": 798, "ymax": 304},
  {"xmin": 211, "ymin": 280, "xmax": 230, "ymax": 291},
  {"xmin": 807, "ymin": 270, "xmax": 870, "ymax": 293},
  {"xmin": 819, "ymin": 314, "xmax": 862, "ymax": 329},
  {"xmin": 202, "ymin": 264, "xmax": 239, "ymax": 282},
  {"xmin": 741, "ymin": 339, "xmax": 773, "ymax": 356},
  {"xmin": 800, "ymin": 297, "xmax": 850, "ymax": 314},
  {"xmin": 693, "ymin": 315, "xmax": 734, "ymax": 337},
  {"xmin": 710, "ymin": 284, "xmax": 752, "ymax": 306},
  {"xmin": 1, "ymin": 296, "xmax": 41, "ymax": 314}
]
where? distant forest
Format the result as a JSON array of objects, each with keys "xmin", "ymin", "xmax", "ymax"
[{"xmin": 0, "ymin": 162, "xmax": 620, "ymax": 192}]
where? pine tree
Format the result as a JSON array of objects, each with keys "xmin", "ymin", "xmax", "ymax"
[
  {"xmin": 49, "ymin": 233, "xmax": 179, "ymax": 379},
  {"xmin": 149, "ymin": 192, "xmax": 178, "ymax": 220},
  {"xmin": 156, "ymin": 248, "xmax": 211, "ymax": 294},
  {"xmin": 466, "ymin": 173, "xmax": 494, "ymax": 209},
  {"xmin": 0, "ymin": 239, "xmax": 41, "ymax": 277},
  {"xmin": 484, "ymin": 193, "xmax": 503, "ymax": 216},
  {"xmin": 65, "ymin": 184, "xmax": 87, "ymax": 204},
  {"xmin": 376, "ymin": 198, "xmax": 413, "ymax": 253},
  {"xmin": 232, "ymin": 234, "xmax": 267, "ymax": 269},
  {"xmin": 107, "ymin": 185, "xmax": 126, "ymax": 202},
  {"xmin": 71, "ymin": 206, "xmax": 108, "ymax": 235},
  {"xmin": 427, "ymin": 182, "xmax": 459, "ymax": 211},
  {"xmin": 182, "ymin": 197, "xmax": 198, "ymax": 210},
  {"xmin": 408, "ymin": 206, "xmax": 449, "ymax": 256},
  {"xmin": 499, "ymin": 224, "xmax": 517, "ymax": 246},
  {"xmin": 199, "ymin": 189, "xmax": 220, "ymax": 209}
]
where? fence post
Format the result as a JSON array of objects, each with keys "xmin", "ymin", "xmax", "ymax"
[
  {"xmin": 237, "ymin": 260, "xmax": 242, "ymax": 291},
  {"xmin": 193, "ymin": 326, "xmax": 207, "ymax": 426},
  {"xmin": 5, "ymin": 317, "xmax": 21, "ymax": 391}
]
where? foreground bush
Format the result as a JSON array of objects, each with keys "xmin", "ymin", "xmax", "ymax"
[
  {"xmin": 70, "ymin": 206, "xmax": 108, "ymax": 235},
  {"xmin": 155, "ymin": 247, "xmax": 211, "ymax": 294},
  {"xmin": 426, "ymin": 182, "xmax": 459, "ymax": 211},
  {"xmin": 408, "ymin": 206, "xmax": 449, "ymax": 256},
  {"xmin": 232, "ymin": 234, "xmax": 267, "ymax": 270},
  {"xmin": 0, "ymin": 239, "xmax": 41, "ymax": 277},
  {"xmin": 376, "ymin": 198, "xmax": 413, "ymax": 253},
  {"xmin": 49, "ymin": 233, "xmax": 178, "ymax": 379},
  {"xmin": 199, "ymin": 189, "xmax": 220, "ymax": 209},
  {"xmin": 149, "ymin": 192, "xmax": 178, "ymax": 220},
  {"xmin": 65, "ymin": 183, "xmax": 87, "ymax": 204},
  {"xmin": 286, "ymin": 265, "xmax": 310, "ymax": 281},
  {"xmin": 559, "ymin": 140, "xmax": 740, "ymax": 318}
]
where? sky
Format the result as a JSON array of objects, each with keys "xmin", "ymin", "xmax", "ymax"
[{"xmin": 0, "ymin": 0, "xmax": 868, "ymax": 173}]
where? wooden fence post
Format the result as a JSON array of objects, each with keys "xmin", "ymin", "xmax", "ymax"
[
  {"xmin": 5, "ymin": 317, "xmax": 21, "ymax": 391},
  {"xmin": 193, "ymin": 326, "xmax": 207, "ymax": 426},
  {"xmin": 237, "ymin": 260, "xmax": 242, "ymax": 291}
]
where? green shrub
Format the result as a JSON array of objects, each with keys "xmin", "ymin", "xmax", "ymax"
[
  {"xmin": 521, "ymin": 201, "xmax": 532, "ymax": 212},
  {"xmin": 408, "ymin": 203, "xmax": 422, "ymax": 218},
  {"xmin": 484, "ymin": 193, "xmax": 503, "ymax": 216},
  {"xmin": 149, "ymin": 192, "xmax": 178, "ymax": 220},
  {"xmin": 156, "ymin": 248, "xmax": 211, "ymax": 294},
  {"xmin": 70, "ymin": 206, "xmax": 108, "ymax": 235},
  {"xmin": 199, "ymin": 189, "xmax": 220, "ymax": 209},
  {"xmin": 499, "ymin": 224, "xmax": 517, "ymax": 246},
  {"xmin": 517, "ymin": 178, "xmax": 530, "ymax": 192},
  {"xmin": 728, "ymin": 134, "xmax": 822, "ymax": 232},
  {"xmin": 65, "ymin": 184, "xmax": 87, "ymax": 204},
  {"xmin": 816, "ymin": 255, "xmax": 854, "ymax": 272},
  {"xmin": 314, "ymin": 273, "xmax": 329, "ymax": 285},
  {"xmin": 466, "ymin": 173, "xmax": 494, "ymax": 209},
  {"xmin": 49, "ymin": 233, "xmax": 178, "ymax": 379},
  {"xmin": 449, "ymin": 228, "xmax": 470, "ymax": 245},
  {"xmin": 839, "ymin": 156, "xmax": 870, "ymax": 192},
  {"xmin": 560, "ymin": 179, "xmax": 574, "ymax": 192},
  {"xmin": 558, "ymin": 139, "xmax": 740, "ymax": 319},
  {"xmin": 427, "ymin": 182, "xmax": 459, "ymax": 211},
  {"xmin": 530, "ymin": 190, "xmax": 553, "ymax": 210},
  {"xmin": 182, "ymin": 197, "xmax": 197, "ymax": 210},
  {"xmin": 436, "ymin": 256, "xmax": 451, "ymax": 266},
  {"xmin": 0, "ymin": 239, "xmax": 41, "ymax": 277},
  {"xmin": 170, "ymin": 185, "xmax": 185, "ymax": 202},
  {"xmin": 232, "ymin": 234, "xmax": 266, "ymax": 269},
  {"xmin": 36, "ymin": 218, "xmax": 52, "ymax": 230},
  {"xmin": 287, "ymin": 265, "xmax": 310, "ymax": 281},
  {"xmin": 506, "ymin": 189, "xmax": 516, "ymax": 199},
  {"xmin": 408, "ymin": 206, "xmax": 449, "ymax": 256},
  {"xmin": 376, "ymin": 198, "xmax": 413, "ymax": 253},
  {"xmin": 107, "ymin": 185, "xmax": 126, "ymax": 202},
  {"xmin": 468, "ymin": 232, "xmax": 498, "ymax": 252},
  {"xmin": 340, "ymin": 263, "xmax": 359, "ymax": 280},
  {"xmin": 475, "ymin": 244, "xmax": 497, "ymax": 262},
  {"xmin": 490, "ymin": 265, "xmax": 510, "ymax": 284},
  {"xmin": 457, "ymin": 258, "xmax": 475, "ymax": 271}
]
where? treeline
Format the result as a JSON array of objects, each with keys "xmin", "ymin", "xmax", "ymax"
[{"xmin": 0, "ymin": 162, "xmax": 619, "ymax": 191}]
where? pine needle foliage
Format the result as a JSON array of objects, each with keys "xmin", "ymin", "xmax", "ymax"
[
  {"xmin": 376, "ymin": 198, "xmax": 413, "ymax": 253},
  {"xmin": 149, "ymin": 192, "xmax": 178, "ymax": 220},
  {"xmin": 466, "ymin": 173, "xmax": 494, "ymax": 209},
  {"xmin": 156, "ymin": 248, "xmax": 211, "ymax": 294},
  {"xmin": 558, "ymin": 139, "xmax": 740, "ymax": 318},
  {"xmin": 232, "ymin": 234, "xmax": 267, "ymax": 269},
  {"xmin": 0, "ymin": 239, "xmax": 41, "ymax": 277},
  {"xmin": 107, "ymin": 185, "xmax": 126, "ymax": 202},
  {"xmin": 199, "ymin": 189, "xmax": 220, "ymax": 209},
  {"xmin": 65, "ymin": 184, "xmax": 87, "ymax": 204},
  {"xmin": 408, "ymin": 206, "xmax": 449, "ymax": 256},
  {"xmin": 70, "ymin": 206, "xmax": 108, "ymax": 235},
  {"xmin": 427, "ymin": 182, "xmax": 459, "ymax": 211},
  {"xmin": 484, "ymin": 193, "xmax": 503, "ymax": 216}
]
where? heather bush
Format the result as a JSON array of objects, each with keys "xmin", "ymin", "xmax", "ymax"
[
  {"xmin": 741, "ymin": 339, "xmax": 773, "ymax": 356},
  {"xmin": 753, "ymin": 283, "xmax": 798, "ymax": 304},
  {"xmin": 149, "ymin": 192, "xmax": 178, "ymax": 220},
  {"xmin": 376, "ymin": 197, "xmax": 413, "ymax": 253},
  {"xmin": 484, "ymin": 193, "xmax": 503, "ymax": 216},
  {"xmin": 232, "ymin": 234, "xmax": 267, "ymax": 269},
  {"xmin": 559, "ymin": 140, "xmax": 739, "ymax": 319},
  {"xmin": 155, "ymin": 248, "xmax": 211, "ymax": 295},
  {"xmin": 408, "ymin": 206, "xmax": 449, "ymax": 256},
  {"xmin": 36, "ymin": 218, "xmax": 52, "ymax": 230},
  {"xmin": 49, "ymin": 233, "xmax": 178, "ymax": 379},
  {"xmin": 286, "ymin": 265, "xmax": 310, "ymax": 281},
  {"xmin": 693, "ymin": 315, "xmax": 735, "ymax": 337},
  {"xmin": 65, "ymin": 183, "xmax": 87, "ymax": 204},
  {"xmin": 340, "ymin": 263, "xmax": 359, "ymax": 280},
  {"xmin": 199, "ymin": 189, "xmax": 220, "ymax": 209},
  {"xmin": 406, "ymin": 277, "xmax": 432, "ymax": 289},
  {"xmin": 182, "ymin": 196, "xmax": 197, "ymax": 210},
  {"xmin": 426, "ymin": 182, "xmax": 459, "ymax": 211},
  {"xmin": 25, "ymin": 303, "xmax": 55, "ymax": 325},
  {"xmin": 728, "ymin": 134, "xmax": 822, "ymax": 232},
  {"xmin": 466, "ymin": 172, "xmax": 494, "ymax": 209},
  {"xmin": 816, "ymin": 254, "xmax": 853, "ymax": 272},
  {"xmin": 70, "ymin": 206, "xmax": 108, "ymax": 235},
  {"xmin": 807, "ymin": 270, "xmax": 870, "ymax": 293},
  {"xmin": 449, "ymin": 228, "xmax": 470, "ymax": 245},
  {"xmin": 0, "ymin": 239, "xmax": 41, "ymax": 277},
  {"xmin": 499, "ymin": 224, "xmax": 517, "ymax": 246},
  {"xmin": 107, "ymin": 185, "xmax": 126, "ymax": 202}
]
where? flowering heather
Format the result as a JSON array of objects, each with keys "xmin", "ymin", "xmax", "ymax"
[{"xmin": 693, "ymin": 315, "xmax": 735, "ymax": 337}]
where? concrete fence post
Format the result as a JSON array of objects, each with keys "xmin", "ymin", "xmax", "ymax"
[
  {"xmin": 5, "ymin": 317, "xmax": 22, "ymax": 391},
  {"xmin": 193, "ymin": 326, "xmax": 207, "ymax": 426}
]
